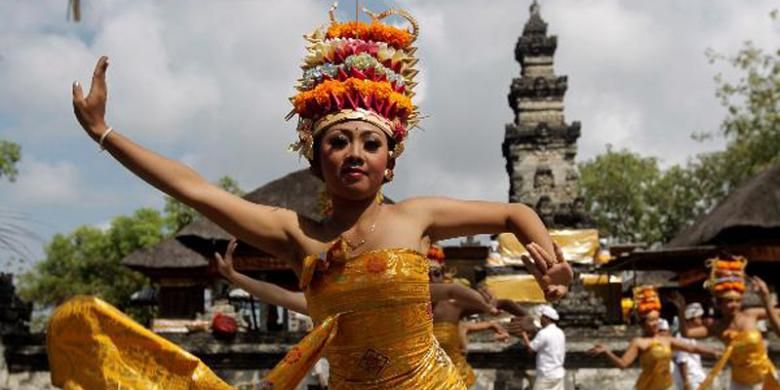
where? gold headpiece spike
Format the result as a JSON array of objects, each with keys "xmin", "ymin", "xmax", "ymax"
[
  {"xmin": 328, "ymin": 1, "xmax": 340, "ymax": 24},
  {"xmin": 406, "ymin": 47, "xmax": 418, "ymax": 55},
  {"xmin": 368, "ymin": 9, "xmax": 419, "ymax": 43},
  {"xmin": 362, "ymin": 7, "xmax": 380, "ymax": 22}
]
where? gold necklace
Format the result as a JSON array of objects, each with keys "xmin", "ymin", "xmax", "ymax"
[{"xmin": 339, "ymin": 207, "xmax": 381, "ymax": 250}]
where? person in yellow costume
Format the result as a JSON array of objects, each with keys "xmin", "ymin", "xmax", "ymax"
[
  {"xmin": 670, "ymin": 256, "xmax": 780, "ymax": 390},
  {"xmin": 57, "ymin": 3, "xmax": 573, "ymax": 388},
  {"xmin": 588, "ymin": 286, "xmax": 718, "ymax": 390},
  {"xmin": 426, "ymin": 245, "xmax": 510, "ymax": 388}
]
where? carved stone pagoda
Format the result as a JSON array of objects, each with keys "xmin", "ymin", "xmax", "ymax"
[{"xmin": 502, "ymin": 0, "xmax": 589, "ymax": 229}]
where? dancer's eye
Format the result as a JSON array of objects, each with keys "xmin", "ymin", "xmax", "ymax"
[
  {"xmin": 364, "ymin": 138, "xmax": 382, "ymax": 152},
  {"xmin": 328, "ymin": 135, "xmax": 349, "ymax": 149}
]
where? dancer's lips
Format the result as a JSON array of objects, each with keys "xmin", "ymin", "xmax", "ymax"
[{"xmin": 341, "ymin": 167, "xmax": 367, "ymax": 180}]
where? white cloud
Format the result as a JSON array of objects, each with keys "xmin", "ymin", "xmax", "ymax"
[{"xmin": 6, "ymin": 157, "xmax": 83, "ymax": 205}]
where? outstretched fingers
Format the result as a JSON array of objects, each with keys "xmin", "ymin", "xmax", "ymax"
[{"xmin": 88, "ymin": 56, "xmax": 109, "ymax": 101}]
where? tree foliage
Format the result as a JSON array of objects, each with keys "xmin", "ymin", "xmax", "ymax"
[
  {"xmin": 580, "ymin": 24, "xmax": 779, "ymax": 246},
  {"xmin": 19, "ymin": 176, "xmax": 244, "ymax": 323},
  {"xmin": 0, "ymin": 140, "xmax": 21, "ymax": 182}
]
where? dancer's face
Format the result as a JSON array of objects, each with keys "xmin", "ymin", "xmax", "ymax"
[
  {"xmin": 717, "ymin": 295, "xmax": 742, "ymax": 317},
  {"xmin": 317, "ymin": 120, "xmax": 392, "ymax": 201},
  {"xmin": 428, "ymin": 261, "xmax": 444, "ymax": 283},
  {"xmin": 641, "ymin": 311, "xmax": 659, "ymax": 336}
]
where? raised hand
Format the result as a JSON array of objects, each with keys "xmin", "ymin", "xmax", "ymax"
[
  {"xmin": 214, "ymin": 238, "xmax": 239, "ymax": 281},
  {"xmin": 521, "ymin": 242, "xmax": 572, "ymax": 301},
  {"xmin": 73, "ymin": 56, "xmax": 110, "ymax": 139},
  {"xmin": 751, "ymin": 276, "xmax": 771, "ymax": 302},
  {"xmin": 587, "ymin": 344, "xmax": 607, "ymax": 356}
]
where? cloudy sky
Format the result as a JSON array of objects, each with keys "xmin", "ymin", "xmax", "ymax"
[{"xmin": 1, "ymin": 0, "xmax": 777, "ymax": 268}]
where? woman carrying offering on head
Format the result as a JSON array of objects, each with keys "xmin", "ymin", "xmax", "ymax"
[{"xmin": 589, "ymin": 286, "xmax": 719, "ymax": 390}]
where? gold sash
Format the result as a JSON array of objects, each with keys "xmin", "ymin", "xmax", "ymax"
[{"xmin": 47, "ymin": 296, "xmax": 232, "ymax": 390}]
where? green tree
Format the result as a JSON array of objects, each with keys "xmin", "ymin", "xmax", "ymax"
[
  {"xmin": 19, "ymin": 208, "xmax": 165, "ymax": 322},
  {"xmin": 0, "ymin": 140, "xmax": 21, "ymax": 182},
  {"xmin": 164, "ymin": 175, "xmax": 245, "ymax": 233},
  {"xmin": 580, "ymin": 18, "xmax": 778, "ymax": 246}
]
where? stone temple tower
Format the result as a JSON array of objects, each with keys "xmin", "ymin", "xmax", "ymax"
[{"xmin": 502, "ymin": 1, "xmax": 586, "ymax": 229}]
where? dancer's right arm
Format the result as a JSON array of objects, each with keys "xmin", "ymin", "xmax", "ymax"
[
  {"xmin": 73, "ymin": 57, "xmax": 297, "ymax": 260},
  {"xmin": 216, "ymin": 239, "xmax": 308, "ymax": 314}
]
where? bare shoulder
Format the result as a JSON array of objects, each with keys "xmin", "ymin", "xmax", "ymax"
[{"xmin": 394, "ymin": 196, "xmax": 451, "ymax": 211}]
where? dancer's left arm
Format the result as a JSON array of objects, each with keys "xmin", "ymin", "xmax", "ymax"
[
  {"xmin": 404, "ymin": 197, "xmax": 572, "ymax": 299},
  {"xmin": 746, "ymin": 276, "xmax": 780, "ymax": 337}
]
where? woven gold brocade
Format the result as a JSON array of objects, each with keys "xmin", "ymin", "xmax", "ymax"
[
  {"xmin": 635, "ymin": 340, "xmax": 673, "ymax": 390},
  {"xmin": 266, "ymin": 248, "xmax": 465, "ymax": 389},
  {"xmin": 47, "ymin": 296, "xmax": 232, "ymax": 390},
  {"xmin": 433, "ymin": 322, "xmax": 476, "ymax": 388},
  {"xmin": 698, "ymin": 330, "xmax": 780, "ymax": 389}
]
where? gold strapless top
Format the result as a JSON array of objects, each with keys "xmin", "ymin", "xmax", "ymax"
[
  {"xmin": 264, "ymin": 247, "xmax": 464, "ymax": 390},
  {"xmin": 726, "ymin": 330, "xmax": 777, "ymax": 385},
  {"xmin": 636, "ymin": 340, "xmax": 672, "ymax": 390},
  {"xmin": 433, "ymin": 321, "xmax": 476, "ymax": 388}
]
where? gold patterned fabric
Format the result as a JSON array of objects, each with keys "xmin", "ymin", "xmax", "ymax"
[
  {"xmin": 433, "ymin": 322, "xmax": 476, "ymax": 387},
  {"xmin": 635, "ymin": 340, "xmax": 673, "ymax": 390},
  {"xmin": 266, "ymin": 247, "xmax": 465, "ymax": 390},
  {"xmin": 698, "ymin": 330, "xmax": 780, "ymax": 389},
  {"xmin": 47, "ymin": 296, "xmax": 232, "ymax": 390}
]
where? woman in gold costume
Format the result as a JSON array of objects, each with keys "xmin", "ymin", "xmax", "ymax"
[
  {"xmin": 427, "ymin": 245, "xmax": 510, "ymax": 388},
  {"xmin": 588, "ymin": 286, "xmax": 718, "ymax": 390},
  {"xmin": 670, "ymin": 256, "xmax": 780, "ymax": 390},
  {"xmin": 55, "ymin": 3, "xmax": 572, "ymax": 389}
]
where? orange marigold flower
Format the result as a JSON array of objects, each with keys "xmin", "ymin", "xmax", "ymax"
[{"xmin": 293, "ymin": 79, "xmax": 413, "ymax": 120}]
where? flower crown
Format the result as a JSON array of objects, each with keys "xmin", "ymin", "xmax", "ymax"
[
  {"xmin": 427, "ymin": 245, "xmax": 445, "ymax": 265},
  {"xmin": 633, "ymin": 285, "xmax": 661, "ymax": 317},
  {"xmin": 704, "ymin": 255, "xmax": 747, "ymax": 298},
  {"xmin": 287, "ymin": 2, "xmax": 421, "ymax": 161}
]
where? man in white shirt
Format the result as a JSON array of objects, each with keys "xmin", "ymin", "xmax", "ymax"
[
  {"xmin": 519, "ymin": 305, "xmax": 566, "ymax": 390},
  {"xmin": 672, "ymin": 303, "xmax": 707, "ymax": 390}
]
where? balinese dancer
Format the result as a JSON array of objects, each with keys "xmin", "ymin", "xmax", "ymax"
[
  {"xmin": 670, "ymin": 256, "xmax": 780, "ymax": 390},
  {"xmin": 427, "ymin": 245, "xmax": 509, "ymax": 388},
  {"xmin": 54, "ymin": 3, "xmax": 572, "ymax": 389},
  {"xmin": 589, "ymin": 286, "xmax": 718, "ymax": 390}
]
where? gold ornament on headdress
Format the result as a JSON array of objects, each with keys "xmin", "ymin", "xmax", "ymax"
[
  {"xmin": 704, "ymin": 255, "xmax": 747, "ymax": 299},
  {"xmin": 633, "ymin": 285, "xmax": 661, "ymax": 318},
  {"xmin": 287, "ymin": 1, "xmax": 421, "ymax": 161}
]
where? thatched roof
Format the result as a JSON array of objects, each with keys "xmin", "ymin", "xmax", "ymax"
[
  {"xmin": 668, "ymin": 163, "xmax": 780, "ymax": 248},
  {"xmin": 176, "ymin": 169, "xmax": 325, "ymax": 241},
  {"xmin": 123, "ymin": 236, "xmax": 208, "ymax": 269}
]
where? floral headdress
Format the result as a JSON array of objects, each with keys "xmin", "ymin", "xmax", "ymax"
[
  {"xmin": 287, "ymin": 2, "xmax": 421, "ymax": 161},
  {"xmin": 704, "ymin": 255, "xmax": 747, "ymax": 299},
  {"xmin": 633, "ymin": 285, "xmax": 661, "ymax": 318},
  {"xmin": 427, "ymin": 244, "xmax": 445, "ymax": 265}
]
